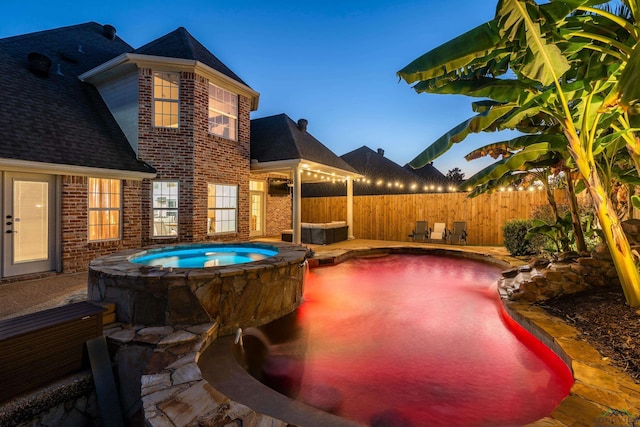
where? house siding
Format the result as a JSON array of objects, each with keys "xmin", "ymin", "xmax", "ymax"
[
  {"xmin": 94, "ymin": 71, "xmax": 140, "ymax": 154},
  {"xmin": 61, "ymin": 176, "xmax": 142, "ymax": 273}
]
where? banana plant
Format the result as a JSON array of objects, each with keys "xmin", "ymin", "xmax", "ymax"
[
  {"xmin": 464, "ymin": 134, "xmax": 588, "ymax": 252},
  {"xmin": 398, "ymin": 0, "xmax": 640, "ymax": 306}
]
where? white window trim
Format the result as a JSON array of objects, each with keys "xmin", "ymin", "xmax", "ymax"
[
  {"xmin": 88, "ymin": 178, "xmax": 122, "ymax": 242},
  {"xmin": 153, "ymin": 72, "xmax": 180, "ymax": 128},
  {"xmin": 208, "ymin": 83, "xmax": 238, "ymax": 140},
  {"xmin": 208, "ymin": 183, "xmax": 238, "ymax": 235},
  {"xmin": 152, "ymin": 180, "xmax": 179, "ymax": 238}
]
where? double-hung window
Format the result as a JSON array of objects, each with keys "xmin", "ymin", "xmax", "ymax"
[
  {"xmin": 88, "ymin": 178, "xmax": 121, "ymax": 241},
  {"xmin": 152, "ymin": 181, "xmax": 179, "ymax": 237},
  {"xmin": 153, "ymin": 72, "xmax": 179, "ymax": 128},
  {"xmin": 208, "ymin": 83, "xmax": 237, "ymax": 139},
  {"xmin": 208, "ymin": 184, "xmax": 237, "ymax": 234}
]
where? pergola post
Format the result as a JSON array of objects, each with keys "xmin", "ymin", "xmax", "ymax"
[
  {"xmin": 347, "ymin": 176, "xmax": 355, "ymax": 240},
  {"xmin": 292, "ymin": 165, "xmax": 302, "ymax": 244}
]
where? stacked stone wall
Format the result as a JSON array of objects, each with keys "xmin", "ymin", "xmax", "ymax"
[{"xmin": 500, "ymin": 219, "xmax": 640, "ymax": 302}]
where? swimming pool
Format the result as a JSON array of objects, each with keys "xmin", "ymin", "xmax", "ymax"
[
  {"xmin": 232, "ymin": 253, "xmax": 574, "ymax": 426},
  {"xmin": 130, "ymin": 244, "xmax": 278, "ymax": 268}
]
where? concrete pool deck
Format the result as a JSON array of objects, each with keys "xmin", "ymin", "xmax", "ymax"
[{"xmin": 1, "ymin": 239, "xmax": 639, "ymax": 425}]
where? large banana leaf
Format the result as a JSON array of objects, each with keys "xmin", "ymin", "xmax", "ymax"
[
  {"xmin": 592, "ymin": 128, "xmax": 640, "ymax": 156},
  {"xmin": 408, "ymin": 104, "xmax": 516, "ymax": 169},
  {"xmin": 464, "ymin": 142, "xmax": 562, "ymax": 187},
  {"xmin": 413, "ymin": 78, "xmax": 538, "ymax": 104},
  {"xmin": 465, "ymin": 133, "xmax": 567, "ymax": 160},
  {"xmin": 496, "ymin": 0, "xmax": 572, "ymax": 86},
  {"xmin": 619, "ymin": 43, "xmax": 640, "ymax": 106},
  {"xmin": 397, "ymin": 21, "xmax": 502, "ymax": 84}
]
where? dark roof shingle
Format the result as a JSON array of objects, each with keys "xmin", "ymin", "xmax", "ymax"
[
  {"xmin": 303, "ymin": 146, "xmax": 431, "ymax": 196},
  {"xmin": 250, "ymin": 114, "xmax": 358, "ymax": 174},
  {"xmin": 134, "ymin": 27, "xmax": 249, "ymax": 87},
  {"xmin": 0, "ymin": 22, "xmax": 153, "ymax": 174},
  {"xmin": 404, "ymin": 163, "xmax": 449, "ymax": 186}
]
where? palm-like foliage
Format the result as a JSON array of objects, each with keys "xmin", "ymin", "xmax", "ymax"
[{"xmin": 398, "ymin": 0, "xmax": 640, "ymax": 306}]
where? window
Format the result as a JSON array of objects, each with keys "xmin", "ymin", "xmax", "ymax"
[
  {"xmin": 208, "ymin": 83, "xmax": 237, "ymax": 139},
  {"xmin": 88, "ymin": 178, "xmax": 121, "ymax": 241},
  {"xmin": 152, "ymin": 181, "xmax": 179, "ymax": 237},
  {"xmin": 153, "ymin": 72, "xmax": 179, "ymax": 128},
  {"xmin": 208, "ymin": 184, "xmax": 237, "ymax": 234}
]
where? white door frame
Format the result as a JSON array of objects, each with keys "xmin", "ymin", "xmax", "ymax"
[{"xmin": 2, "ymin": 172, "xmax": 57, "ymax": 277}]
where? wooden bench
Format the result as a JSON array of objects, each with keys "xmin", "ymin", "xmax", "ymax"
[{"xmin": 0, "ymin": 302, "xmax": 106, "ymax": 402}]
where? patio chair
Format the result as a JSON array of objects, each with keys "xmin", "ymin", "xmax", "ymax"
[
  {"xmin": 450, "ymin": 221, "xmax": 468, "ymax": 245},
  {"xmin": 429, "ymin": 222, "xmax": 447, "ymax": 242},
  {"xmin": 408, "ymin": 221, "xmax": 428, "ymax": 242}
]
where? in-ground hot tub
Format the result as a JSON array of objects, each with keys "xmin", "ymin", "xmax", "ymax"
[{"xmin": 88, "ymin": 242, "xmax": 310, "ymax": 332}]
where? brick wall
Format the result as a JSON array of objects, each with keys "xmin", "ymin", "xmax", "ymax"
[
  {"xmin": 138, "ymin": 68, "xmax": 196, "ymax": 246},
  {"xmin": 137, "ymin": 68, "xmax": 252, "ymax": 246},
  {"xmin": 193, "ymin": 74, "xmax": 251, "ymax": 242},
  {"xmin": 61, "ymin": 176, "xmax": 142, "ymax": 273},
  {"xmin": 250, "ymin": 173, "xmax": 292, "ymax": 237}
]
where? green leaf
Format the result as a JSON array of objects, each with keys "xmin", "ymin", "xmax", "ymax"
[
  {"xmin": 592, "ymin": 128, "xmax": 640, "ymax": 156},
  {"xmin": 464, "ymin": 143, "xmax": 560, "ymax": 187},
  {"xmin": 465, "ymin": 133, "xmax": 567, "ymax": 160},
  {"xmin": 619, "ymin": 43, "xmax": 640, "ymax": 106},
  {"xmin": 632, "ymin": 195, "xmax": 640, "ymax": 211},
  {"xmin": 397, "ymin": 21, "xmax": 502, "ymax": 84},
  {"xmin": 496, "ymin": 0, "xmax": 571, "ymax": 86},
  {"xmin": 413, "ymin": 77, "xmax": 538, "ymax": 104}
]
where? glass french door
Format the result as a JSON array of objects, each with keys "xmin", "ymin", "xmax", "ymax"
[
  {"xmin": 249, "ymin": 181, "xmax": 265, "ymax": 237},
  {"xmin": 2, "ymin": 172, "xmax": 56, "ymax": 277}
]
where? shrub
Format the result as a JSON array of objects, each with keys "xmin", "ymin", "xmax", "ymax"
[
  {"xmin": 503, "ymin": 219, "xmax": 543, "ymax": 256},
  {"xmin": 530, "ymin": 201, "xmax": 601, "ymax": 253}
]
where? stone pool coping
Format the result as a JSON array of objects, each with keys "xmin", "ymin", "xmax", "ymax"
[
  {"xmin": 89, "ymin": 242, "xmax": 309, "ymax": 330},
  {"xmin": 108, "ymin": 244, "xmax": 640, "ymax": 426}
]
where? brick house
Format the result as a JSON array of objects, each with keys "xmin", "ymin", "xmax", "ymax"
[{"xmin": 0, "ymin": 22, "xmax": 359, "ymax": 281}]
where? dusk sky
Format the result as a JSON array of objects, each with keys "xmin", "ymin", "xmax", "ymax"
[{"xmin": 1, "ymin": 0, "xmax": 519, "ymax": 178}]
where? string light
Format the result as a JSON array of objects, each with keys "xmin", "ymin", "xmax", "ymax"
[{"xmin": 303, "ymin": 169, "xmax": 546, "ymax": 195}]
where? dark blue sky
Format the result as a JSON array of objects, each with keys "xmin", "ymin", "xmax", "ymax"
[{"xmin": 1, "ymin": 0, "xmax": 520, "ymax": 177}]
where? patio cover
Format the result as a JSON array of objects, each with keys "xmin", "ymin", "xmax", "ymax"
[{"xmin": 250, "ymin": 114, "xmax": 363, "ymax": 244}]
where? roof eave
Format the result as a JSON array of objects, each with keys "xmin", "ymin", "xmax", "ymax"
[
  {"xmin": 250, "ymin": 158, "xmax": 364, "ymax": 182},
  {"xmin": 0, "ymin": 158, "xmax": 156, "ymax": 179},
  {"xmin": 79, "ymin": 53, "xmax": 259, "ymax": 110}
]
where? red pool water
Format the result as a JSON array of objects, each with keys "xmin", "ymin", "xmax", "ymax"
[{"xmin": 262, "ymin": 254, "xmax": 573, "ymax": 426}]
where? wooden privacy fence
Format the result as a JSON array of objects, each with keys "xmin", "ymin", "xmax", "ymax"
[{"xmin": 301, "ymin": 190, "xmax": 567, "ymax": 246}]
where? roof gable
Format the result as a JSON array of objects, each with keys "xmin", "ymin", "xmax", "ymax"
[
  {"xmin": 342, "ymin": 146, "xmax": 429, "ymax": 190},
  {"xmin": 250, "ymin": 114, "xmax": 358, "ymax": 174},
  {"xmin": 134, "ymin": 27, "xmax": 248, "ymax": 86},
  {"xmin": 303, "ymin": 146, "xmax": 450, "ymax": 196},
  {"xmin": 404, "ymin": 163, "xmax": 449, "ymax": 186}
]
